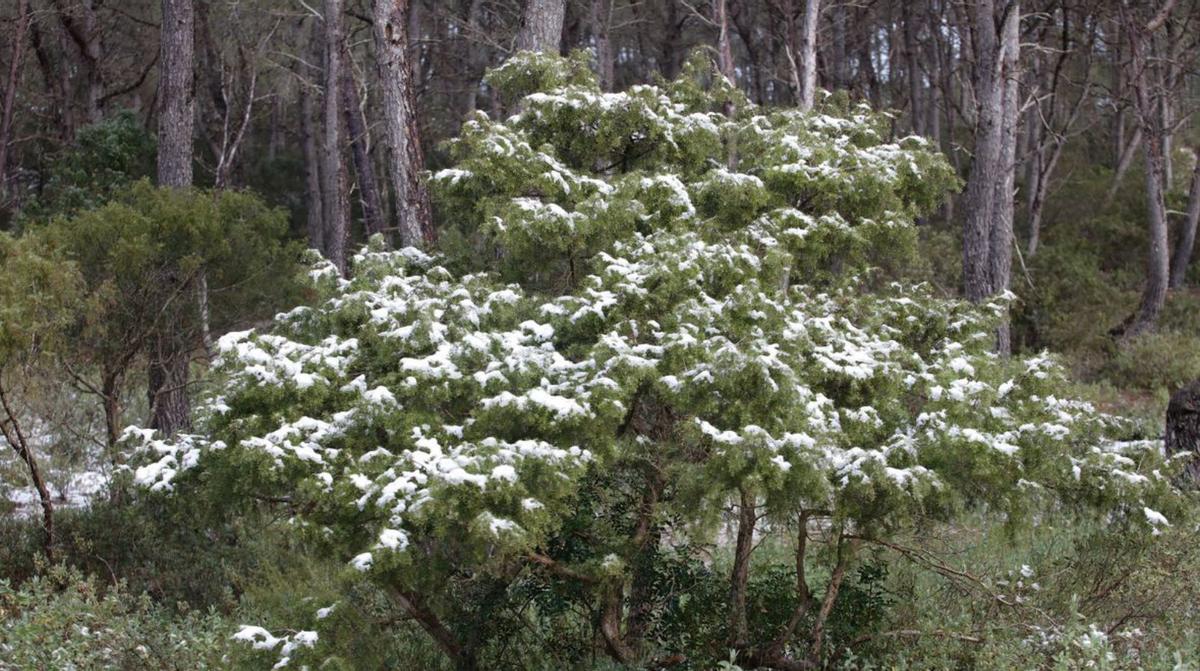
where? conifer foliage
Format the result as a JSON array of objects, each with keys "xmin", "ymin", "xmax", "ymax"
[{"xmin": 128, "ymin": 53, "xmax": 1181, "ymax": 669}]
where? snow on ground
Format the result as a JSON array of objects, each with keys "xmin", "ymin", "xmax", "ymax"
[{"xmin": 4, "ymin": 469, "xmax": 109, "ymax": 517}]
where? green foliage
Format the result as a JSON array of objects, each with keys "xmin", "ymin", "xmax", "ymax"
[
  {"xmin": 43, "ymin": 180, "xmax": 302, "ymax": 341},
  {"xmin": 838, "ymin": 514, "xmax": 1200, "ymax": 671},
  {"xmin": 18, "ymin": 111, "xmax": 156, "ymax": 224},
  {"xmin": 0, "ymin": 233, "xmax": 83, "ymax": 362},
  {"xmin": 1102, "ymin": 332, "xmax": 1200, "ymax": 396},
  {"xmin": 15, "ymin": 180, "xmax": 307, "ymax": 440},
  {"xmin": 126, "ymin": 52, "xmax": 1184, "ymax": 669},
  {"xmin": 483, "ymin": 50, "xmax": 598, "ymax": 107},
  {"xmin": 0, "ymin": 565, "xmax": 234, "ymax": 670}
]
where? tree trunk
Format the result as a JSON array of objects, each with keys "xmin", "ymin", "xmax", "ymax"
[
  {"xmin": 591, "ymin": 0, "xmax": 614, "ymax": 91},
  {"xmin": 372, "ymin": 0, "xmax": 434, "ymax": 249},
  {"xmin": 961, "ymin": 0, "xmax": 1006, "ymax": 304},
  {"xmin": 714, "ymin": 0, "xmax": 736, "ymax": 90},
  {"xmin": 151, "ymin": 0, "xmax": 195, "ymax": 437},
  {"xmin": 460, "ymin": 0, "xmax": 489, "ymax": 114},
  {"xmin": 1169, "ymin": 152, "xmax": 1200, "ymax": 288},
  {"xmin": 830, "ymin": 0, "xmax": 848, "ymax": 90},
  {"xmin": 516, "ymin": 0, "xmax": 565, "ymax": 54},
  {"xmin": 321, "ymin": 0, "xmax": 349, "ymax": 272},
  {"xmin": 796, "ymin": 0, "xmax": 820, "ymax": 111},
  {"xmin": 728, "ymin": 488, "xmax": 756, "ymax": 646},
  {"xmin": 299, "ymin": 22, "xmax": 325, "ymax": 253},
  {"xmin": 0, "ymin": 382, "xmax": 53, "ymax": 559},
  {"xmin": 988, "ymin": 2, "xmax": 1019, "ymax": 354},
  {"xmin": 1121, "ymin": 4, "xmax": 1171, "ymax": 338},
  {"xmin": 1126, "ymin": 131, "xmax": 1171, "ymax": 337},
  {"xmin": 1166, "ymin": 379, "xmax": 1200, "ymax": 483},
  {"xmin": 157, "ymin": 0, "xmax": 194, "ymax": 188},
  {"xmin": 0, "ymin": 0, "xmax": 31, "ymax": 203},
  {"xmin": 1026, "ymin": 138, "xmax": 1064, "ymax": 258},
  {"xmin": 1105, "ymin": 126, "xmax": 1143, "ymax": 205},
  {"xmin": 341, "ymin": 56, "xmax": 387, "ymax": 239},
  {"xmin": 101, "ymin": 369, "xmax": 123, "ymax": 458},
  {"xmin": 902, "ymin": 0, "xmax": 923, "ymax": 134},
  {"xmin": 148, "ymin": 328, "xmax": 192, "ymax": 436},
  {"xmin": 389, "ymin": 587, "xmax": 477, "ymax": 670},
  {"xmin": 51, "ymin": 0, "xmax": 104, "ymax": 124}
]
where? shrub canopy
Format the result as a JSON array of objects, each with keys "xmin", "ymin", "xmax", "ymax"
[{"xmin": 128, "ymin": 52, "xmax": 1182, "ymax": 669}]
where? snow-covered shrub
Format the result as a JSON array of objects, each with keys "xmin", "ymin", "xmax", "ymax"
[{"xmin": 127, "ymin": 52, "xmax": 1184, "ymax": 670}]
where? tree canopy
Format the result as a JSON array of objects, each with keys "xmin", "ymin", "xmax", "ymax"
[{"xmin": 127, "ymin": 53, "xmax": 1183, "ymax": 671}]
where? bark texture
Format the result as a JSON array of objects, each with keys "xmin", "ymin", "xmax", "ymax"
[
  {"xmin": 988, "ymin": 3, "xmax": 1019, "ymax": 353},
  {"xmin": 372, "ymin": 0, "xmax": 434, "ymax": 249},
  {"xmin": 516, "ymin": 0, "xmax": 565, "ymax": 54},
  {"xmin": 961, "ymin": 0, "xmax": 1006, "ymax": 303},
  {"xmin": 0, "ymin": 0, "xmax": 31, "ymax": 201},
  {"xmin": 1121, "ymin": 2, "xmax": 1173, "ymax": 338},
  {"xmin": 961, "ymin": 0, "xmax": 1020, "ymax": 354},
  {"xmin": 300, "ymin": 23, "xmax": 325, "ymax": 253},
  {"xmin": 1166, "ymin": 379, "xmax": 1200, "ymax": 483},
  {"xmin": 341, "ymin": 57, "xmax": 387, "ymax": 239},
  {"xmin": 796, "ymin": 0, "xmax": 820, "ymax": 111},
  {"xmin": 151, "ymin": 0, "xmax": 195, "ymax": 437},
  {"xmin": 157, "ymin": 0, "xmax": 195, "ymax": 188},
  {"xmin": 321, "ymin": 0, "xmax": 349, "ymax": 272}
]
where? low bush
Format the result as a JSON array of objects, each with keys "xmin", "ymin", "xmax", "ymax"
[{"xmin": 0, "ymin": 565, "xmax": 236, "ymax": 670}]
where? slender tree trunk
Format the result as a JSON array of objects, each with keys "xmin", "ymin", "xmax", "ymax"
[
  {"xmin": 372, "ymin": 0, "xmax": 435, "ymax": 249},
  {"xmin": 460, "ymin": 0, "xmax": 489, "ymax": 114},
  {"xmin": 268, "ymin": 94, "xmax": 283, "ymax": 162},
  {"xmin": 591, "ymin": 0, "xmax": 614, "ymax": 91},
  {"xmin": 1122, "ymin": 4, "xmax": 1171, "ymax": 338},
  {"xmin": 151, "ymin": 0, "xmax": 195, "ymax": 437},
  {"xmin": 902, "ymin": 1, "xmax": 923, "ymax": 134},
  {"xmin": 830, "ymin": 0, "xmax": 848, "ymax": 90},
  {"xmin": 989, "ymin": 2, "xmax": 1019, "ymax": 354},
  {"xmin": 728, "ymin": 488, "xmax": 756, "ymax": 646},
  {"xmin": 299, "ymin": 22, "xmax": 325, "ymax": 253},
  {"xmin": 0, "ymin": 382, "xmax": 53, "ymax": 558},
  {"xmin": 101, "ymin": 369, "xmax": 123, "ymax": 457},
  {"xmin": 1106, "ymin": 125, "xmax": 1143, "ymax": 205},
  {"xmin": 321, "ymin": 0, "xmax": 349, "ymax": 272},
  {"xmin": 1026, "ymin": 139, "xmax": 1064, "ymax": 258},
  {"xmin": 516, "ymin": 0, "xmax": 565, "ymax": 54},
  {"xmin": 856, "ymin": 6, "xmax": 880, "ymax": 107},
  {"xmin": 300, "ymin": 84, "xmax": 325, "ymax": 252},
  {"xmin": 796, "ymin": 0, "xmax": 820, "ymax": 111},
  {"xmin": 714, "ymin": 0, "xmax": 736, "ymax": 89},
  {"xmin": 1169, "ymin": 153, "xmax": 1200, "ymax": 288},
  {"xmin": 1127, "ymin": 129, "xmax": 1170, "ymax": 336},
  {"xmin": 389, "ymin": 587, "xmax": 477, "ymax": 670},
  {"xmin": 0, "ymin": 0, "xmax": 31, "ymax": 202},
  {"xmin": 341, "ymin": 56, "xmax": 386, "ymax": 239}
]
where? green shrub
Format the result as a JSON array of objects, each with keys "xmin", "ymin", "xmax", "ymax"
[
  {"xmin": 1102, "ymin": 332, "xmax": 1200, "ymax": 396},
  {"xmin": 0, "ymin": 565, "xmax": 235, "ymax": 670}
]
